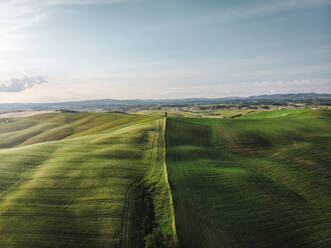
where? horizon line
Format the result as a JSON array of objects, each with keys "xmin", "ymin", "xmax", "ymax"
[{"xmin": 0, "ymin": 92, "xmax": 330, "ymax": 105}]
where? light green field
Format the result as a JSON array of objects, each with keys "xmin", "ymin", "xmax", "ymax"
[
  {"xmin": 166, "ymin": 109, "xmax": 331, "ymax": 248},
  {"xmin": 0, "ymin": 112, "xmax": 150, "ymax": 148},
  {"xmin": 136, "ymin": 107, "xmax": 269, "ymax": 119},
  {"xmin": 0, "ymin": 112, "xmax": 177, "ymax": 248}
]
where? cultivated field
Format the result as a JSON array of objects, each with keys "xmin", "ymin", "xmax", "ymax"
[
  {"xmin": 166, "ymin": 109, "xmax": 331, "ymax": 248},
  {"xmin": 0, "ymin": 112, "xmax": 177, "ymax": 247},
  {"xmin": 1, "ymin": 108, "xmax": 330, "ymax": 248}
]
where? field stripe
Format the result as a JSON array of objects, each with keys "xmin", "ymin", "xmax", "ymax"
[
  {"xmin": 120, "ymin": 120, "xmax": 160, "ymax": 248},
  {"xmin": 163, "ymin": 117, "xmax": 178, "ymax": 240}
]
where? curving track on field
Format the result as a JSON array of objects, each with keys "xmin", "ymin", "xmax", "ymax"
[{"xmin": 120, "ymin": 120, "xmax": 161, "ymax": 248}]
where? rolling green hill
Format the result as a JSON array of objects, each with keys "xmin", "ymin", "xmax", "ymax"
[
  {"xmin": 165, "ymin": 109, "xmax": 331, "ymax": 248},
  {"xmin": 0, "ymin": 112, "xmax": 177, "ymax": 248},
  {"xmin": 1, "ymin": 109, "xmax": 330, "ymax": 248},
  {"xmin": 0, "ymin": 112, "xmax": 152, "ymax": 148}
]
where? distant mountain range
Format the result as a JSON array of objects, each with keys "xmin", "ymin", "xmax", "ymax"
[{"xmin": 0, "ymin": 93, "xmax": 330, "ymax": 113}]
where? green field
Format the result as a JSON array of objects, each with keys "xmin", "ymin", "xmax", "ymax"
[
  {"xmin": 135, "ymin": 107, "xmax": 261, "ymax": 118},
  {"xmin": 1, "ymin": 109, "xmax": 330, "ymax": 247},
  {"xmin": 166, "ymin": 109, "xmax": 331, "ymax": 248},
  {"xmin": 0, "ymin": 112, "xmax": 177, "ymax": 248}
]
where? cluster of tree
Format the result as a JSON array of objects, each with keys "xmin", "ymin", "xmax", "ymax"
[{"xmin": 0, "ymin": 118, "xmax": 13, "ymax": 124}]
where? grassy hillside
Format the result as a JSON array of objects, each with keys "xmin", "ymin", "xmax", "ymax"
[
  {"xmin": 0, "ymin": 112, "xmax": 177, "ymax": 248},
  {"xmin": 135, "ymin": 108, "xmax": 260, "ymax": 118},
  {"xmin": 122, "ymin": 118, "xmax": 178, "ymax": 248},
  {"xmin": 166, "ymin": 109, "xmax": 331, "ymax": 248},
  {"xmin": 0, "ymin": 112, "xmax": 149, "ymax": 148},
  {"xmin": 1, "ymin": 109, "xmax": 330, "ymax": 247}
]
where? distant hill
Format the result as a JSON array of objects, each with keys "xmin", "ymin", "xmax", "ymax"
[{"xmin": 0, "ymin": 93, "xmax": 330, "ymax": 113}]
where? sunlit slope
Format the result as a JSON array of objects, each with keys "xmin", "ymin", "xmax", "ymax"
[
  {"xmin": 0, "ymin": 113, "xmax": 161, "ymax": 247},
  {"xmin": 166, "ymin": 110, "xmax": 331, "ymax": 248},
  {"xmin": 122, "ymin": 118, "xmax": 178, "ymax": 248},
  {"xmin": 0, "ymin": 112, "xmax": 149, "ymax": 148}
]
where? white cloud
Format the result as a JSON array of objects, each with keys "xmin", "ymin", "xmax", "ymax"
[
  {"xmin": 0, "ymin": 0, "xmax": 133, "ymax": 36},
  {"xmin": 0, "ymin": 75, "xmax": 48, "ymax": 92},
  {"xmin": 0, "ymin": 0, "xmax": 45, "ymax": 36},
  {"xmin": 0, "ymin": 14, "xmax": 45, "ymax": 36},
  {"xmin": 0, "ymin": 77, "xmax": 329, "ymax": 103},
  {"xmin": 0, "ymin": 0, "xmax": 330, "ymax": 102}
]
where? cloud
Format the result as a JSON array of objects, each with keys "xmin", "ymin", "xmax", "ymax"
[
  {"xmin": 0, "ymin": 75, "xmax": 48, "ymax": 92},
  {"xmin": 0, "ymin": 76, "xmax": 329, "ymax": 103},
  {"xmin": 0, "ymin": 0, "xmax": 131, "ymax": 36},
  {"xmin": 0, "ymin": 0, "xmax": 45, "ymax": 36}
]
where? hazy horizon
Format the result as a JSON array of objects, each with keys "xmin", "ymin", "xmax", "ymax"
[
  {"xmin": 0, "ymin": 92, "xmax": 329, "ymax": 105},
  {"xmin": 1, "ymin": 0, "xmax": 330, "ymax": 103}
]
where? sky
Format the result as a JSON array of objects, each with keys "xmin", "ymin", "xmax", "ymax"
[{"xmin": 0, "ymin": 0, "xmax": 330, "ymax": 103}]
